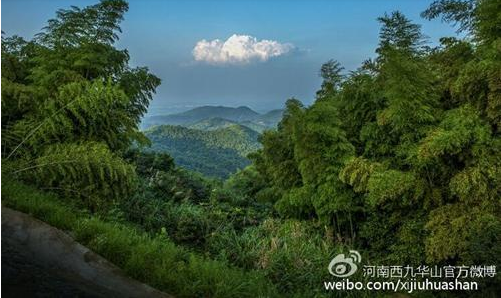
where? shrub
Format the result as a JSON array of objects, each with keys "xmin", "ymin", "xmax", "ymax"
[
  {"xmin": 1, "ymin": 179, "xmax": 279, "ymax": 298},
  {"xmin": 207, "ymin": 218, "xmax": 348, "ymax": 296}
]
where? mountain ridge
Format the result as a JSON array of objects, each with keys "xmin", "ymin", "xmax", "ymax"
[
  {"xmin": 141, "ymin": 105, "xmax": 283, "ymax": 132},
  {"xmin": 188, "ymin": 117, "xmax": 240, "ymax": 131}
]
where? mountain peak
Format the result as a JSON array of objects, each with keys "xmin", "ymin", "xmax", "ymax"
[
  {"xmin": 141, "ymin": 105, "xmax": 284, "ymax": 132},
  {"xmin": 143, "ymin": 105, "xmax": 261, "ymax": 129}
]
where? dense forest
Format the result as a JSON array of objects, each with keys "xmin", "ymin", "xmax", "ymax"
[
  {"xmin": 188, "ymin": 117, "xmax": 247, "ymax": 131},
  {"xmin": 1, "ymin": 0, "xmax": 500, "ymax": 297},
  {"xmin": 145, "ymin": 124, "xmax": 260, "ymax": 178}
]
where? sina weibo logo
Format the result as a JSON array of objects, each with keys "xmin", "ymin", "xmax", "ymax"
[{"xmin": 328, "ymin": 250, "xmax": 362, "ymax": 277}]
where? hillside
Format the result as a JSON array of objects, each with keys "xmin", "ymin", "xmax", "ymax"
[
  {"xmin": 144, "ymin": 124, "xmax": 260, "ymax": 178},
  {"xmin": 238, "ymin": 121, "xmax": 269, "ymax": 133},
  {"xmin": 187, "ymin": 117, "xmax": 239, "ymax": 131},
  {"xmin": 142, "ymin": 106, "xmax": 260, "ymax": 128},
  {"xmin": 141, "ymin": 105, "xmax": 283, "ymax": 132}
]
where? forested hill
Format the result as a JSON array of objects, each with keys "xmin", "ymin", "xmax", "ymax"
[
  {"xmin": 141, "ymin": 107, "xmax": 282, "ymax": 176},
  {"xmin": 187, "ymin": 117, "xmax": 240, "ymax": 131},
  {"xmin": 143, "ymin": 106, "xmax": 259, "ymax": 128},
  {"xmin": 141, "ymin": 105, "xmax": 284, "ymax": 132},
  {"xmin": 144, "ymin": 124, "xmax": 260, "ymax": 178}
]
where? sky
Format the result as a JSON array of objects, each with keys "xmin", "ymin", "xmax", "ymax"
[{"xmin": 2, "ymin": 0, "xmax": 460, "ymax": 116}]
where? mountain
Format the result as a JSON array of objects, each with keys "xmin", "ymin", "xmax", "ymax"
[
  {"xmin": 144, "ymin": 124, "xmax": 260, "ymax": 178},
  {"xmin": 188, "ymin": 117, "xmax": 239, "ymax": 131},
  {"xmin": 238, "ymin": 121, "xmax": 269, "ymax": 133},
  {"xmin": 142, "ymin": 106, "xmax": 260, "ymax": 128},
  {"xmin": 141, "ymin": 105, "xmax": 284, "ymax": 132},
  {"xmin": 141, "ymin": 106, "xmax": 283, "ymax": 177}
]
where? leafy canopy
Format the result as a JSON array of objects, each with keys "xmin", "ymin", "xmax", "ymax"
[
  {"xmin": 2, "ymin": 0, "xmax": 160, "ymax": 207},
  {"xmin": 252, "ymin": 0, "xmax": 500, "ymax": 270}
]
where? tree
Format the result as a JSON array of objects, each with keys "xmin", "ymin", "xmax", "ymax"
[
  {"xmin": 316, "ymin": 59, "xmax": 344, "ymax": 101},
  {"xmin": 251, "ymin": 3, "xmax": 500, "ymax": 271},
  {"xmin": 377, "ymin": 11, "xmax": 426, "ymax": 55},
  {"xmin": 2, "ymin": 0, "xmax": 160, "ymax": 209}
]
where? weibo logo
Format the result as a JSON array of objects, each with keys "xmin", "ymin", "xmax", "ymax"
[{"xmin": 328, "ymin": 250, "xmax": 362, "ymax": 277}]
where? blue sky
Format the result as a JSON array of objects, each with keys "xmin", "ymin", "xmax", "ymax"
[{"xmin": 2, "ymin": 0, "xmax": 460, "ymax": 115}]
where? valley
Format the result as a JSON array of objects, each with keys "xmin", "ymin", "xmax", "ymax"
[{"xmin": 142, "ymin": 106, "xmax": 283, "ymax": 178}]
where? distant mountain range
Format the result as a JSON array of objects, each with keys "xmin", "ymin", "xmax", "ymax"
[
  {"xmin": 141, "ymin": 106, "xmax": 284, "ymax": 133},
  {"xmin": 142, "ymin": 105, "xmax": 284, "ymax": 178}
]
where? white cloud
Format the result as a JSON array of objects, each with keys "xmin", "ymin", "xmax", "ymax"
[{"xmin": 192, "ymin": 34, "xmax": 294, "ymax": 65}]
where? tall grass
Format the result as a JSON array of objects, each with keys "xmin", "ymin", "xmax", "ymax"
[
  {"xmin": 1, "ymin": 179, "xmax": 278, "ymax": 298},
  {"xmin": 2, "ymin": 179, "xmax": 390, "ymax": 297}
]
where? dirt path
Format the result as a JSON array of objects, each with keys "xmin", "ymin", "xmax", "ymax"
[{"xmin": 1, "ymin": 207, "xmax": 173, "ymax": 298}]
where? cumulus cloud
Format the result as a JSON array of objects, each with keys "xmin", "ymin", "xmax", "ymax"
[{"xmin": 192, "ymin": 34, "xmax": 294, "ymax": 65}]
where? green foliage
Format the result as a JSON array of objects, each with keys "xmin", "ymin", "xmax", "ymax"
[
  {"xmin": 124, "ymin": 149, "xmax": 175, "ymax": 175},
  {"xmin": 377, "ymin": 11, "xmax": 425, "ymax": 54},
  {"xmin": 425, "ymin": 203, "xmax": 500, "ymax": 264},
  {"xmin": 124, "ymin": 149, "xmax": 216, "ymax": 207},
  {"xmin": 316, "ymin": 59, "xmax": 344, "ymax": 100},
  {"xmin": 117, "ymin": 151, "xmax": 272, "ymax": 250},
  {"xmin": 36, "ymin": 0, "xmax": 128, "ymax": 46},
  {"xmin": 2, "ymin": 180, "xmax": 278, "ymax": 298},
  {"xmin": 14, "ymin": 142, "xmax": 136, "ymax": 210},
  {"xmin": 416, "ymin": 104, "xmax": 491, "ymax": 163},
  {"xmin": 8, "ymin": 79, "xmax": 145, "ymax": 155},
  {"xmin": 339, "ymin": 157, "xmax": 382, "ymax": 193},
  {"xmin": 224, "ymin": 165, "xmax": 268, "ymax": 204},
  {"xmin": 3, "ymin": 0, "xmax": 501, "ymax": 296},
  {"xmin": 251, "ymin": 0, "xmax": 501, "ymax": 276},
  {"xmin": 255, "ymin": 98, "xmax": 358, "ymax": 238},
  {"xmin": 2, "ymin": 0, "xmax": 160, "ymax": 209},
  {"xmin": 146, "ymin": 124, "xmax": 260, "ymax": 157},
  {"xmin": 422, "ymin": 0, "xmax": 476, "ymax": 33},
  {"xmin": 145, "ymin": 124, "xmax": 260, "ymax": 178},
  {"xmin": 366, "ymin": 170, "xmax": 426, "ymax": 208},
  {"xmin": 207, "ymin": 219, "xmax": 341, "ymax": 296}
]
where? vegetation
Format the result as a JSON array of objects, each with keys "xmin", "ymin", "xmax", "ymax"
[
  {"xmin": 250, "ymin": 1, "xmax": 500, "ymax": 294},
  {"xmin": 2, "ymin": 0, "xmax": 160, "ymax": 210},
  {"xmin": 142, "ymin": 105, "xmax": 260, "ymax": 128},
  {"xmin": 1, "ymin": 179, "xmax": 278, "ymax": 298},
  {"xmin": 141, "ymin": 105, "xmax": 283, "ymax": 132},
  {"xmin": 188, "ymin": 117, "xmax": 243, "ymax": 131},
  {"xmin": 144, "ymin": 124, "xmax": 260, "ymax": 178},
  {"xmin": 1, "ymin": 0, "xmax": 500, "ymax": 297}
]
